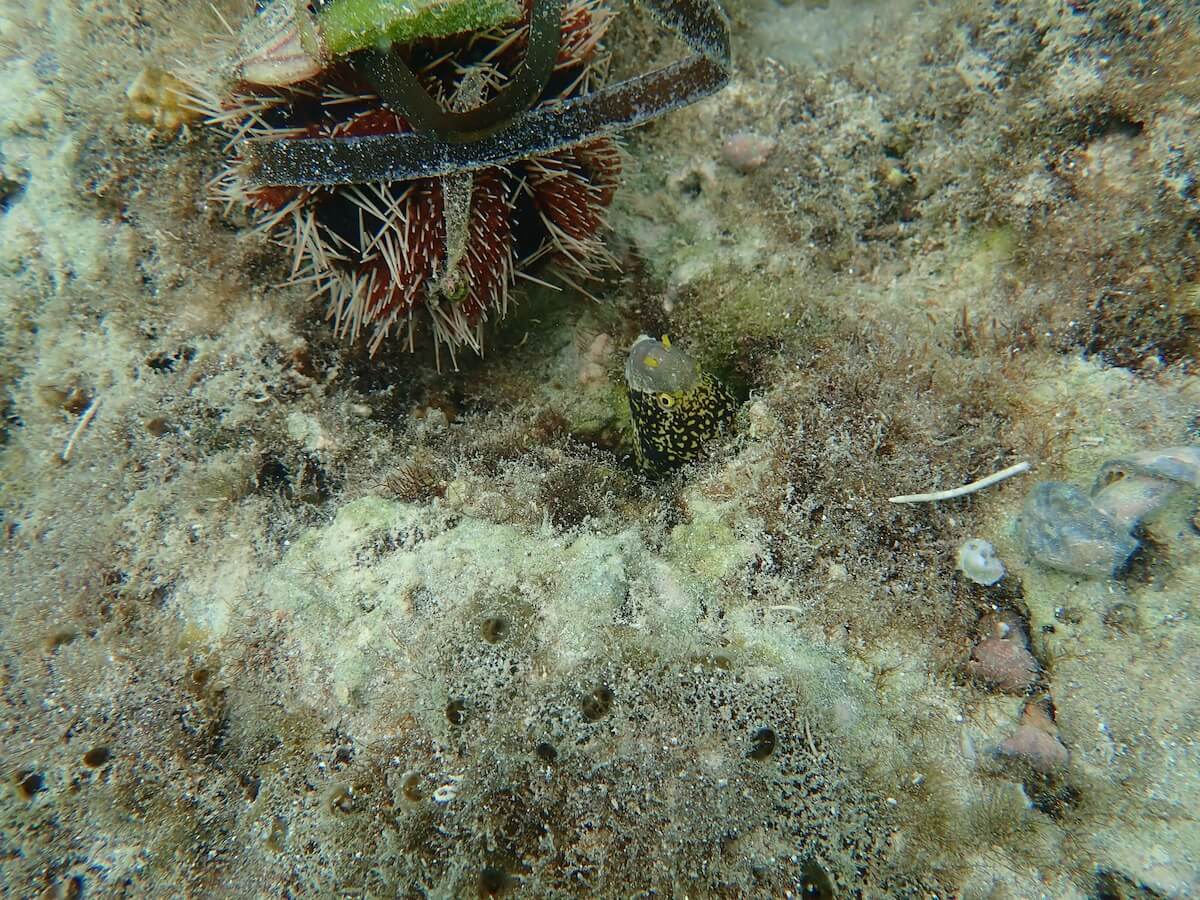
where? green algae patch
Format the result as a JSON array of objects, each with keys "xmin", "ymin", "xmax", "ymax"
[
  {"xmin": 972, "ymin": 224, "xmax": 1018, "ymax": 267},
  {"xmin": 555, "ymin": 376, "xmax": 626, "ymax": 443},
  {"xmin": 315, "ymin": 0, "xmax": 523, "ymax": 56},
  {"xmin": 675, "ymin": 268, "xmax": 837, "ymax": 375}
]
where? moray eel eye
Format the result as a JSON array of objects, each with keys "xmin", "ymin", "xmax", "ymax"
[{"xmin": 657, "ymin": 393, "xmax": 675, "ymax": 409}]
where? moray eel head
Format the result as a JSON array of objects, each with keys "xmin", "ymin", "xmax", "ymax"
[{"xmin": 624, "ymin": 335, "xmax": 737, "ymax": 472}]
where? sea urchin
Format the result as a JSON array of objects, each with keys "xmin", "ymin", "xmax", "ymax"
[{"xmin": 197, "ymin": 0, "xmax": 730, "ymax": 364}]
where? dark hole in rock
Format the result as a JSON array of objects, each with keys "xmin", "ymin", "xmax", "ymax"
[
  {"xmin": 799, "ymin": 858, "xmax": 835, "ymax": 898},
  {"xmin": 481, "ymin": 616, "xmax": 509, "ymax": 643},
  {"xmin": 677, "ymin": 171, "xmax": 703, "ymax": 198},
  {"xmin": 144, "ymin": 416, "xmax": 172, "ymax": 437},
  {"xmin": 146, "ymin": 352, "xmax": 177, "ymax": 372},
  {"xmin": 327, "ymin": 783, "xmax": 354, "ymax": 814},
  {"xmin": 478, "ymin": 865, "xmax": 511, "ymax": 897},
  {"xmin": 82, "ymin": 747, "xmax": 111, "ymax": 768},
  {"xmin": 581, "ymin": 685, "xmax": 614, "ymax": 721},
  {"xmin": 0, "ymin": 177, "xmax": 26, "ymax": 214},
  {"xmin": 256, "ymin": 457, "xmax": 291, "ymax": 494},
  {"xmin": 401, "ymin": 772, "xmax": 422, "ymax": 802},
  {"xmin": 748, "ymin": 727, "xmax": 777, "ymax": 760},
  {"xmin": 43, "ymin": 627, "xmax": 79, "ymax": 653},
  {"xmin": 16, "ymin": 770, "xmax": 44, "ymax": 799}
]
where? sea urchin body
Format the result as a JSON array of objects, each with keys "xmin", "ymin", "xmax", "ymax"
[{"xmin": 207, "ymin": 0, "xmax": 620, "ymax": 363}]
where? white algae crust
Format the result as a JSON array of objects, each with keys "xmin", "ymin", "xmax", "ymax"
[{"xmin": 2, "ymin": 0, "xmax": 1200, "ymax": 897}]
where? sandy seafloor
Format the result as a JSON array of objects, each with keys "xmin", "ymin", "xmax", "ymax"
[{"xmin": 2, "ymin": 0, "xmax": 1199, "ymax": 896}]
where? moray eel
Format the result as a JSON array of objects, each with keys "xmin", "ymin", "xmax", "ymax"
[{"xmin": 625, "ymin": 335, "xmax": 737, "ymax": 472}]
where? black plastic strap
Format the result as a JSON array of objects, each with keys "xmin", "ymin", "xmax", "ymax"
[
  {"xmin": 243, "ymin": 0, "xmax": 731, "ymax": 186},
  {"xmin": 356, "ymin": 0, "xmax": 565, "ymax": 143}
]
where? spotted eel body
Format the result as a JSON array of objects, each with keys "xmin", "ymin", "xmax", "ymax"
[{"xmin": 625, "ymin": 335, "xmax": 737, "ymax": 472}]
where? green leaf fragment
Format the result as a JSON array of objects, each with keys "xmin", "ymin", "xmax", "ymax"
[{"xmin": 314, "ymin": 0, "xmax": 524, "ymax": 56}]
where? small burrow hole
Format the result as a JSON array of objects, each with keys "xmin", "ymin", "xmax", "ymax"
[
  {"xmin": 581, "ymin": 685, "xmax": 614, "ymax": 721},
  {"xmin": 677, "ymin": 171, "xmax": 703, "ymax": 198},
  {"xmin": 800, "ymin": 858, "xmax": 835, "ymax": 898},
  {"xmin": 82, "ymin": 747, "xmax": 111, "ymax": 768},
  {"xmin": 535, "ymin": 742, "xmax": 557, "ymax": 763},
  {"xmin": 15, "ymin": 770, "xmax": 44, "ymax": 799},
  {"xmin": 401, "ymin": 772, "xmax": 422, "ymax": 802},
  {"xmin": 748, "ymin": 727, "xmax": 776, "ymax": 760},
  {"xmin": 324, "ymin": 782, "xmax": 354, "ymax": 814},
  {"xmin": 478, "ymin": 865, "xmax": 512, "ymax": 897},
  {"xmin": 480, "ymin": 616, "xmax": 509, "ymax": 643},
  {"xmin": 446, "ymin": 698, "xmax": 467, "ymax": 725},
  {"xmin": 144, "ymin": 416, "xmax": 172, "ymax": 437},
  {"xmin": 43, "ymin": 627, "xmax": 79, "ymax": 654},
  {"xmin": 0, "ymin": 176, "xmax": 26, "ymax": 214}
]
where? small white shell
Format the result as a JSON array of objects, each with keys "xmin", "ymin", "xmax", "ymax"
[
  {"xmin": 239, "ymin": 1, "xmax": 324, "ymax": 87},
  {"xmin": 956, "ymin": 538, "xmax": 1005, "ymax": 586}
]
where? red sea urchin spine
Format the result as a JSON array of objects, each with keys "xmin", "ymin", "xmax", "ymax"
[
  {"xmin": 524, "ymin": 140, "xmax": 621, "ymax": 274},
  {"xmin": 325, "ymin": 164, "xmax": 518, "ymax": 361},
  {"xmin": 349, "ymin": 179, "xmax": 445, "ymax": 353}
]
